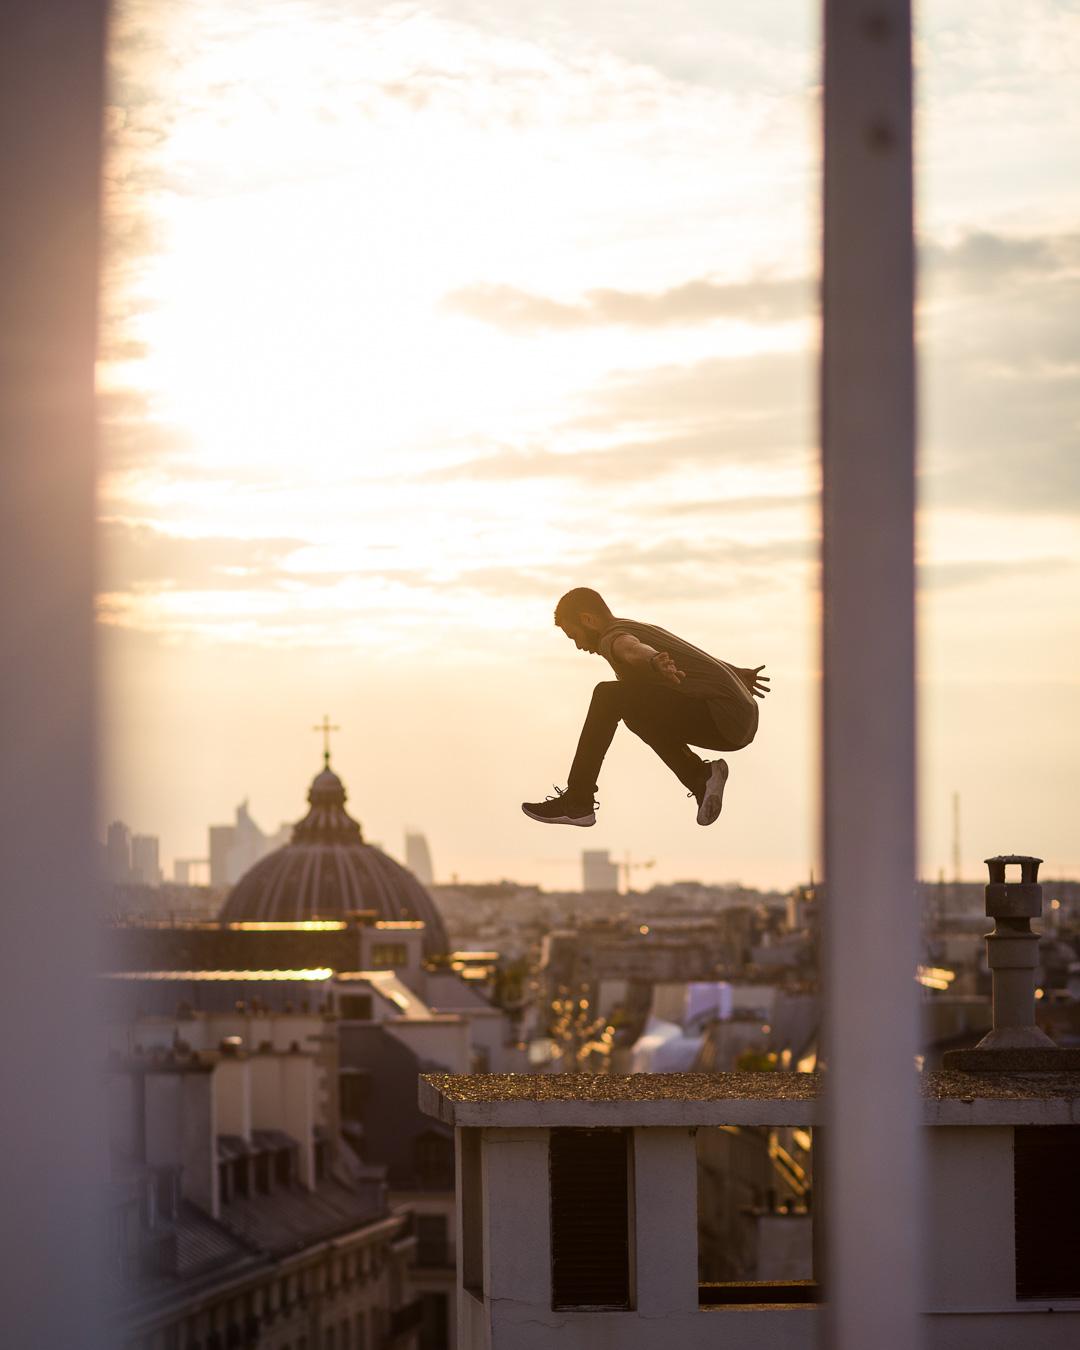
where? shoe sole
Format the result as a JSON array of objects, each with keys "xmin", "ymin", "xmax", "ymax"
[
  {"xmin": 521, "ymin": 805, "xmax": 596, "ymax": 827},
  {"xmin": 696, "ymin": 759, "xmax": 729, "ymax": 826}
]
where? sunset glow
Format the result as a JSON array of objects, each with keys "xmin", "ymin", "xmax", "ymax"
[{"xmin": 101, "ymin": 1, "xmax": 1080, "ymax": 885}]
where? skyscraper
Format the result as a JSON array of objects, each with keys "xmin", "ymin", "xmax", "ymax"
[
  {"xmin": 105, "ymin": 821, "xmax": 132, "ymax": 884},
  {"xmin": 130, "ymin": 834, "xmax": 163, "ymax": 886},
  {"xmin": 405, "ymin": 831, "xmax": 435, "ymax": 887},
  {"xmin": 209, "ymin": 800, "xmax": 290, "ymax": 887},
  {"xmin": 582, "ymin": 849, "xmax": 618, "ymax": 894}
]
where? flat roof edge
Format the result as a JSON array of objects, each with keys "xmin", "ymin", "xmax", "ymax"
[{"xmin": 418, "ymin": 1071, "xmax": 1080, "ymax": 1128}]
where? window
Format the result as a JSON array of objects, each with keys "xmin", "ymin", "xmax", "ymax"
[
  {"xmin": 353, "ymin": 1312, "xmax": 366, "ymax": 1350},
  {"xmin": 413, "ymin": 1132, "xmax": 454, "ymax": 1190},
  {"xmin": 418, "ymin": 1292, "xmax": 449, "ymax": 1350},
  {"xmin": 461, "ymin": 1130, "xmax": 483, "ymax": 1299},
  {"xmin": 371, "ymin": 943, "xmax": 407, "ymax": 969},
  {"xmin": 1015, "ymin": 1125, "xmax": 1080, "ymax": 1299},
  {"xmin": 696, "ymin": 1125, "xmax": 818, "ymax": 1305},
  {"xmin": 254, "ymin": 1151, "xmax": 271, "ymax": 1195},
  {"xmin": 416, "ymin": 1213, "xmax": 449, "ymax": 1268},
  {"xmin": 276, "ymin": 1147, "xmax": 295, "ymax": 1187},
  {"xmin": 549, "ymin": 1128, "xmax": 631, "ymax": 1310},
  {"xmin": 230, "ymin": 1158, "xmax": 249, "ymax": 1200},
  {"xmin": 339, "ymin": 993, "xmax": 373, "ymax": 1020},
  {"xmin": 340, "ymin": 1073, "xmax": 369, "ymax": 1124}
]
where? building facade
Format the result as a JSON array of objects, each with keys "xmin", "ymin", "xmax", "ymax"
[{"xmin": 421, "ymin": 1070, "xmax": 1080, "ymax": 1350}]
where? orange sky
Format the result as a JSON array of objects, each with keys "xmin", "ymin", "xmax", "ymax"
[{"xmin": 99, "ymin": 1, "xmax": 1080, "ymax": 887}]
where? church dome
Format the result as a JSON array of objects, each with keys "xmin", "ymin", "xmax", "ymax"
[{"xmin": 218, "ymin": 760, "xmax": 449, "ymax": 954}]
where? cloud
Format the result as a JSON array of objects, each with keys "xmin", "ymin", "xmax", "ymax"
[
  {"xmin": 922, "ymin": 230, "xmax": 1079, "ymax": 286},
  {"xmin": 443, "ymin": 275, "xmax": 811, "ymax": 332},
  {"xmin": 920, "ymin": 274, "xmax": 1080, "ymax": 513},
  {"xmin": 917, "ymin": 557, "xmax": 1075, "ymax": 590},
  {"xmin": 99, "ymin": 520, "xmax": 316, "ymax": 593},
  {"xmin": 443, "ymin": 228, "xmax": 1080, "ymax": 338},
  {"xmin": 98, "ymin": 389, "xmax": 193, "ymax": 472},
  {"xmin": 423, "ymin": 0, "xmax": 816, "ymax": 94},
  {"xmin": 445, "ymin": 533, "xmax": 815, "ymax": 610},
  {"xmin": 430, "ymin": 350, "xmax": 812, "ymax": 484},
  {"xmin": 661, "ymin": 491, "xmax": 816, "ymax": 515}
]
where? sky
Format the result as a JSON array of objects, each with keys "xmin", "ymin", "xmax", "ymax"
[{"xmin": 99, "ymin": 0, "xmax": 1080, "ymax": 890}]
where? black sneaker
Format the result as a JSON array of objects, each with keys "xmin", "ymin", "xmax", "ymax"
[
  {"xmin": 693, "ymin": 759, "xmax": 729, "ymax": 826},
  {"xmin": 521, "ymin": 786, "xmax": 597, "ymax": 827}
]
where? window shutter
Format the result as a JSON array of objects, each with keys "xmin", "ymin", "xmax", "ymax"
[
  {"xmin": 549, "ymin": 1129, "xmax": 631, "ymax": 1309},
  {"xmin": 1014, "ymin": 1125, "xmax": 1080, "ymax": 1299}
]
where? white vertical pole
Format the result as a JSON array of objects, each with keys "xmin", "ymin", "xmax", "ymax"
[
  {"xmin": 821, "ymin": 2, "xmax": 921, "ymax": 1349},
  {"xmin": 0, "ymin": 2, "xmax": 109, "ymax": 1346}
]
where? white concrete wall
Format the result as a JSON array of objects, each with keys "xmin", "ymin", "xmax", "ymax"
[
  {"xmin": 455, "ymin": 1121, "xmax": 1080, "ymax": 1350},
  {"xmin": 249, "ymin": 1053, "xmax": 285, "ymax": 1129},
  {"xmin": 144, "ymin": 1070, "xmax": 218, "ymax": 1216},
  {"xmin": 483, "ymin": 1127, "xmax": 551, "ymax": 1348},
  {"xmin": 927, "ymin": 1126, "xmax": 1014, "ymax": 1310},
  {"xmin": 214, "ymin": 1057, "xmax": 252, "ymax": 1139},
  {"xmin": 386, "ymin": 1018, "xmax": 471, "ymax": 1073},
  {"xmin": 459, "ymin": 1010, "xmax": 516, "ymax": 1072},
  {"xmin": 925, "ymin": 1313, "xmax": 1080, "ymax": 1350},
  {"xmin": 282, "ymin": 1054, "xmax": 316, "ymax": 1186},
  {"xmin": 116, "ymin": 1011, "xmax": 328, "ymax": 1058},
  {"xmin": 633, "ymin": 1129, "xmax": 699, "ymax": 1315},
  {"xmin": 491, "ymin": 1308, "xmax": 818, "ymax": 1350}
]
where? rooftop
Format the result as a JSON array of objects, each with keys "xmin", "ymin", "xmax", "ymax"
[
  {"xmin": 419, "ymin": 1070, "xmax": 1080, "ymax": 1129},
  {"xmin": 103, "ymin": 968, "xmax": 334, "ymax": 982}
]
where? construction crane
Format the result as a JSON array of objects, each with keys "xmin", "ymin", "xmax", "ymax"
[
  {"xmin": 535, "ymin": 852, "xmax": 656, "ymax": 895},
  {"xmin": 618, "ymin": 853, "xmax": 655, "ymax": 894}
]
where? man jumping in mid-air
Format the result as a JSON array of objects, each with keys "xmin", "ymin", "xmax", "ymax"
[{"xmin": 522, "ymin": 587, "xmax": 769, "ymax": 828}]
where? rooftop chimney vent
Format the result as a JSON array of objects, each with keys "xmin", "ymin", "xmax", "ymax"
[{"xmin": 944, "ymin": 854, "xmax": 1080, "ymax": 1072}]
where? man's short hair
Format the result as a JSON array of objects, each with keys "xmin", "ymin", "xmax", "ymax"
[{"xmin": 555, "ymin": 587, "xmax": 613, "ymax": 628}]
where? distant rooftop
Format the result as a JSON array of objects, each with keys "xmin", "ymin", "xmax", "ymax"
[{"xmin": 103, "ymin": 968, "xmax": 334, "ymax": 982}]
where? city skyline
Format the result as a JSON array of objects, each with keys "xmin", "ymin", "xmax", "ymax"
[
  {"xmin": 100, "ymin": 1, "xmax": 1080, "ymax": 889},
  {"xmin": 101, "ymin": 773, "xmax": 1080, "ymax": 893}
]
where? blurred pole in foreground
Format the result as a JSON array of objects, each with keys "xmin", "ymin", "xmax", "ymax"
[
  {"xmin": 821, "ymin": 2, "xmax": 922, "ymax": 1348},
  {"xmin": 0, "ymin": 2, "xmax": 109, "ymax": 1346}
]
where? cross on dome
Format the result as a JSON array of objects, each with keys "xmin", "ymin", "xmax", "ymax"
[{"xmin": 311, "ymin": 714, "xmax": 340, "ymax": 768}]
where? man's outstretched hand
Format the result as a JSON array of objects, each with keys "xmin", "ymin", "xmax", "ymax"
[
  {"xmin": 650, "ymin": 651, "xmax": 686, "ymax": 686},
  {"xmin": 739, "ymin": 665, "xmax": 771, "ymax": 698}
]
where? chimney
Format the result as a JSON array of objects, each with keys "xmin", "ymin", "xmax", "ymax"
[{"xmin": 944, "ymin": 854, "xmax": 1080, "ymax": 1072}]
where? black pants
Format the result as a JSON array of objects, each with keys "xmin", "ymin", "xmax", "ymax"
[{"xmin": 567, "ymin": 680, "xmax": 756, "ymax": 798}]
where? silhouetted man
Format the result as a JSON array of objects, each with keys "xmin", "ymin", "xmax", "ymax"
[{"xmin": 522, "ymin": 587, "xmax": 769, "ymax": 827}]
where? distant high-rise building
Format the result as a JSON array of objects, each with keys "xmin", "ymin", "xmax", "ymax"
[
  {"xmin": 130, "ymin": 834, "xmax": 163, "ymax": 887},
  {"xmin": 106, "ymin": 820, "xmax": 132, "ymax": 884},
  {"xmin": 582, "ymin": 849, "xmax": 618, "ymax": 894},
  {"xmin": 173, "ymin": 858, "xmax": 210, "ymax": 886},
  {"xmin": 405, "ymin": 830, "xmax": 435, "ymax": 886},
  {"xmin": 208, "ymin": 824, "xmax": 235, "ymax": 887},
  {"xmin": 209, "ymin": 800, "xmax": 290, "ymax": 887}
]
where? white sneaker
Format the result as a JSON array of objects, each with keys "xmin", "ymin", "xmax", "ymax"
[{"xmin": 695, "ymin": 759, "xmax": 729, "ymax": 826}]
